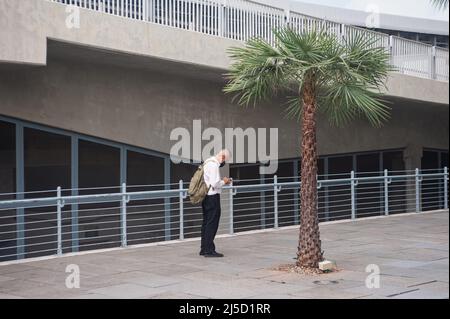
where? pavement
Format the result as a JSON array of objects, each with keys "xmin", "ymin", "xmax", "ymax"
[{"xmin": 0, "ymin": 210, "xmax": 448, "ymax": 299}]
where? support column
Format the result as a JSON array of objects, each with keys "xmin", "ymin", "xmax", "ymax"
[{"xmin": 403, "ymin": 145, "xmax": 423, "ymax": 213}]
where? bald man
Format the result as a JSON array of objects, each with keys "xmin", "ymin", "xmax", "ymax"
[{"xmin": 200, "ymin": 150, "xmax": 232, "ymax": 258}]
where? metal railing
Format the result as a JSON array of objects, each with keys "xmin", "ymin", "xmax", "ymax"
[
  {"xmin": 0, "ymin": 167, "xmax": 448, "ymax": 262},
  {"xmin": 49, "ymin": 0, "xmax": 449, "ymax": 82},
  {"xmin": 390, "ymin": 36, "xmax": 435, "ymax": 79}
]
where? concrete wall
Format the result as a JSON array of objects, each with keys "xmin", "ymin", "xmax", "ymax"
[
  {"xmin": 0, "ymin": 0, "xmax": 235, "ymax": 69},
  {"xmin": 0, "ymin": 0, "xmax": 448, "ymax": 105},
  {"xmin": 0, "ymin": 48, "xmax": 448, "ymax": 162}
]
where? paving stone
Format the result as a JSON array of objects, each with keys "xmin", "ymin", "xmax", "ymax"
[
  {"xmin": 88, "ymin": 283, "xmax": 167, "ymax": 299},
  {"xmin": 0, "ymin": 292, "xmax": 24, "ymax": 299},
  {"xmin": 0, "ymin": 275, "xmax": 14, "ymax": 282},
  {"xmin": 109, "ymin": 270, "xmax": 181, "ymax": 288},
  {"xmin": 0, "ymin": 211, "xmax": 447, "ymax": 299},
  {"xmin": 148, "ymin": 292, "xmax": 207, "ymax": 299}
]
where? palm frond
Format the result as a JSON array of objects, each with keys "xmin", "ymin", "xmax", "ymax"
[
  {"xmin": 283, "ymin": 95, "xmax": 303, "ymax": 121},
  {"xmin": 224, "ymin": 26, "xmax": 392, "ymax": 128},
  {"xmin": 319, "ymin": 82, "xmax": 391, "ymax": 127},
  {"xmin": 224, "ymin": 38, "xmax": 294, "ymax": 106},
  {"xmin": 318, "ymin": 32, "xmax": 392, "ymax": 126}
]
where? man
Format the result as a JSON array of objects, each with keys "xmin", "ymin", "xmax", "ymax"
[{"xmin": 200, "ymin": 150, "xmax": 232, "ymax": 258}]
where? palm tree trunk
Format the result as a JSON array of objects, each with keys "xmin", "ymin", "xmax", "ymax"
[{"xmin": 297, "ymin": 80, "xmax": 323, "ymax": 269}]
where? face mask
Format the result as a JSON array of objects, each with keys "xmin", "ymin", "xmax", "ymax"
[{"xmin": 220, "ymin": 162, "xmax": 226, "ymax": 168}]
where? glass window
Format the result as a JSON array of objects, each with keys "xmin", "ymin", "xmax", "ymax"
[
  {"xmin": 0, "ymin": 121, "xmax": 16, "ymax": 261},
  {"xmin": 275, "ymin": 161, "xmax": 298, "ymax": 227},
  {"xmin": 328, "ymin": 156, "xmax": 353, "ymax": 177},
  {"xmin": 398, "ymin": 31, "xmax": 418, "ymax": 41},
  {"xmin": 127, "ymin": 151, "xmax": 166, "ymax": 245},
  {"xmin": 24, "ymin": 128, "xmax": 71, "ymax": 258},
  {"xmin": 127, "ymin": 151, "xmax": 164, "ymax": 186},
  {"xmin": 24, "ymin": 128, "xmax": 71, "ymax": 192},
  {"xmin": 356, "ymin": 153, "xmax": 382, "ymax": 217},
  {"xmin": 357, "ymin": 153, "xmax": 380, "ymax": 174},
  {"xmin": 327, "ymin": 156, "xmax": 353, "ymax": 221},
  {"xmin": 171, "ymin": 162, "xmax": 198, "ymax": 185},
  {"xmin": 418, "ymin": 33, "xmax": 434, "ymax": 45},
  {"xmin": 79, "ymin": 140, "xmax": 120, "ymax": 189},
  {"xmin": 383, "ymin": 151, "xmax": 405, "ymax": 171},
  {"xmin": 0, "ymin": 121, "xmax": 16, "ymax": 195},
  {"xmin": 230, "ymin": 164, "xmax": 263, "ymax": 232},
  {"xmin": 422, "ymin": 150, "xmax": 439, "ymax": 171},
  {"xmin": 382, "ymin": 151, "xmax": 406, "ymax": 215},
  {"xmin": 171, "ymin": 162, "xmax": 200, "ymax": 239},
  {"xmin": 421, "ymin": 150, "xmax": 439, "ymax": 211},
  {"xmin": 422, "ymin": 150, "xmax": 448, "ymax": 212},
  {"xmin": 262, "ymin": 161, "xmax": 297, "ymax": 228},
  {"xmin": 442, "ymin": 152, "xmax": 449, "ymax": 168},
  {"xmin": 436, "ymin": 35, "xmax": 449, "ymax": 48},
  {"xmin": 78, "ymin": 140, "xmax": 121, "ymax": 251}
]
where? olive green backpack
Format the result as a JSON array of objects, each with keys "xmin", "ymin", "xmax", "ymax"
[{"xmin": 188, "ymin": 159, "xmax": 214, "ymax": 205}]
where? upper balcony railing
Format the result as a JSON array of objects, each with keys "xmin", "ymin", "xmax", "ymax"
[{"xmin": 51, "ymin": 0, "xmax": 449, "ymax": 82}]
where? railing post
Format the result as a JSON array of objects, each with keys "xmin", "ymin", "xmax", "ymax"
[
  {"xmin": 384, "ymin": 169, "xmax": 390, "ymax": 216},
  {"xmin": 389, "ymin": 35, "xmax": 394, "ymax": 65},
  {"xmin": 415, "ymin": 168, "xmax": 422, "ymax": 213},
  {"xmin": 179, "ymin": 180, "xmax": 184, "ymax": 240},
  {"xmin": 142, "ymin": 0, "xmax": 147, "ymax": 21},
  {"xmin": 444, "ymin": 167, "xmax": 448, "ymax": 210},
  {"xmin": 56, "ymin": 186, "xmax": 63, "ymax": 256},
  {"xmin": 120, "ymin": 183, "xmax": 128, "ymax": 247},
  {"xmin": 229, "ymin": 181, "xmax": 234, "ymax": 235},
  {"xmin": 220, "ymin": 0, "xmax": 227, "ymax": 37},
  {"xmin": 431, "ymin": 46, "xmax": 437, "ymax": 80},
  {"xmin": 99, "ymin": 0, "xmax": 105, "ymax": 13},
  {"xmin": 351, "ymin": 171, "xmax": 357, "ymax": 220},
  {"xmin": 340, "ymin": 23, "xmax": 346, "ymax": 42},
  {"xmin": 284, "ymin": 9, "xmax": 290, "ymax": 27},
  {"xmin": 274, "ymin": 175, "xmax": 279, "ymax": 229}
]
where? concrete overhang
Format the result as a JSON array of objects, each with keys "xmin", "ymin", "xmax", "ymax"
[{"xmin": 1, "ymin": 0, "xmax": 448, "ymax": 105}]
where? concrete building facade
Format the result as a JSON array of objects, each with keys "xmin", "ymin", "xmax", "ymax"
[{"xmin": 0, "ymin": 0, "xmax": 448, "ymax": 260}]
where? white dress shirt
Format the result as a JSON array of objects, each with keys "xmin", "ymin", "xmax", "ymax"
[{"xmin": 203, "ymin": 157, "xmax": 225, "ymax": 195}]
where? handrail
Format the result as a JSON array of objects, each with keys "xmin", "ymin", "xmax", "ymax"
[
  {"xmin": 48, "ymin": 0, "xmax": 449, "ymax": 82},
  {"xmin": 0, "ymin": 167, "xmax": 448, "ymax": 262},
  {"xmin": 0, "ymin": 168, "xmax": 447, "ymax": 209}
]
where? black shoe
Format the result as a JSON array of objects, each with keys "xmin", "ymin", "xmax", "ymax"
[
  {"xmin": 199, "ymin": 251, "xmax": 206, "ymax": 256},
  {"xmin": 204, "ymin": 252, "xmax": 224, "ymax": 258}
]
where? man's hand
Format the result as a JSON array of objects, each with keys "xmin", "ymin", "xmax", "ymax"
[{"xmin": 223, "ymin": 177, "xmax": 232, "ymax": 185}]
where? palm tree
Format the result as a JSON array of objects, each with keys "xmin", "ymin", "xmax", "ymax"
[
  {"xmin": 224, "ymin": 28, "xmax": 391, "ymax": 270},
  {"xmin": 431, "ymin": 0, "xmax": 449, "ymax": 10}
]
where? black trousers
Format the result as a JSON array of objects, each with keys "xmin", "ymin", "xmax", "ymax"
[{"xmin": 201, "ymin": 194, "xmax": 221, "ymax": 254}]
